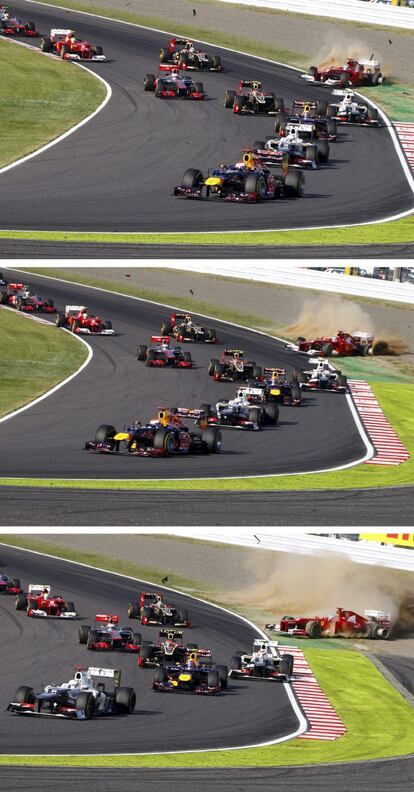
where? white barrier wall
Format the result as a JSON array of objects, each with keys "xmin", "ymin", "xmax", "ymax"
[{"xmin": 216, "ymin": 0, "xmax": 414, "ymax": 30}]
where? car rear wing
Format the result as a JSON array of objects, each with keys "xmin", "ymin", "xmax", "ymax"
[
  {"xmin": 264, "ymin": 367, "xmax": 286, "ymax": 376},
  {"xmin": 28, "ymin": 584, "xmax": 50, "ymax": 594},
  {"xmin": 151, "ymin": 335, "xmax": 170, "ymax": 344},
  {"xmin": 239, "ymin": 80, "xmax": 262, "ymax": 89},
  {"xmin": 170, "ymin": 38, "xmax": 190, "ymax": 47},
  {"xmin": 87, "ymin": 667, "xmax": 122, "ymax": 686},
  {"xmin": 95, "ymin": 614, "xmax": 119, "ymax": 624},
  {"xmin": 159, "ymin": 629, "xmax": 183, "ymax": 639},
  {"xmin": 364, "ymin": 609, "xmax": 391, "ymax": 623},
  {"xmin": 65, "ymin": 305, "xmax": 86, "ymax": 313},
  {"xmin": 292, "ymin": 100, "xmax": 317, "ymax": 110}
]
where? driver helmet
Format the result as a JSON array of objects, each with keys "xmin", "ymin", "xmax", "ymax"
[
  {"xmin": 233, "ymin": 351, "xmax": 240, "ymax": 359},
  {"xmin": 131, "ymin": 419, "xmax": 141, "ymax": 431}
]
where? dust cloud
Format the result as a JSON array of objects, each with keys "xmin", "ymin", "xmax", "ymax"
[
  {"xmin": 372, "ymin": 337, "xmax": 408, "ymax": 356},
  {"xmin": 230, "ymin": 553, "xmax": 414, "ymax": 636}
]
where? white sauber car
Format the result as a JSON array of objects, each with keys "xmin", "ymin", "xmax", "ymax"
[
  {"xmin": 329, "ymin": 90, "xmax": 381, "ymax": 127},
  {"xmin": 7, "ymin": 667, "xmax": 136, "ymax": 719},
  {"xmin": 229, "ymin": 639, "xmax": 294, "ymax": 680}
]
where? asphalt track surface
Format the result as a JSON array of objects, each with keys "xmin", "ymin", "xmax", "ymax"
[
  {"xmin": 377, "ymin": 655, "xmax": 414, "ymax": 696},
  {"xmin": 0, "ymin": 544, "xmax": 300, "ymax": 754},
  {"xmin": 1, "ymin": 241, "xmax": 414, "ymax": 258},
  {"xmin": 2, "ymin": 1, "xmax": 413, "ymax": 233},
  {"xmin": 0, "ymin": 269, "xmax": 367, "ymax": 481},
  {"xmin": 2, "ymin": 485, "xmax": 414, "ymax": 526}
]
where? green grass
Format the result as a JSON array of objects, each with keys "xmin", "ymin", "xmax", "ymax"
[
  {"xmin": 0, "ymin": 309, "xmax": 87, "ymax": 418},
  {"xmin": 0, "ymin": 38, "xmax": 105, "ymax": 169},
  {"xmin": 1, "ymin": 537, "xmax": 414, "ymax": 767}
]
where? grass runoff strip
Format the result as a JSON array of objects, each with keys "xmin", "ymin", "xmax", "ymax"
[
  {"xmin": 0, "ymin": 269, "xmax": 413, "ymax": 491},
  {"xmin": 0, "ymin": 308, "xmax": 87, "ymax": 418},
  {"xmin": 1, "ymin": 537, "xmax": 414, "ymax": 766},
  {"xmin": 0, "ymin": 1, "xmax": 413, "ymax": 246},
  {"xmin": 0, "ymin": 37, "xmax": 105, "ymax": 169}
]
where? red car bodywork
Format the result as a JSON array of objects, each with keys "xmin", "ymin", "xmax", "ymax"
[
  {"xmin": 15, "ymin": 587, "xmax": 76, "ymax": 618},
  {"xmin": 0, "ymin": 16, "xmax": 37, "ymax": 36},
  {"xmin": 0, "ymin": 283, "xmax": 55, "ymax": 312},
  {"xmin": 296, "ymin": 330, "xmax": 372, "ymax": 356},
  {"xmin": 306, "ymin": 59, "xmax": 383, "ymax": 87},
  {"xmin": 137, "ymin": 336, "xmax": 192, "ymax": 367},
  {"xmin": 144, "ymin": 70, "xmax": 205, "ymax": 99},
  {"xmin": 0, "ymin": 575, "xmax": 22, "ymax": 595},
  {"xmin": 40, "ymin": 30, "xmax": 104, "ymax": 60},
  {"xmin": 83, "ymin": 615, "xmax": 141, "ymax": 652},
  {"xmin": 56, "ymin": 306, "xmax": 113, "ymax": 334},
  {"xmin": 268, "ymin": 607, "xmax": 391, "ymax": 639}
]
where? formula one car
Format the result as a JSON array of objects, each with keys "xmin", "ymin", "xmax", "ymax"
[
  {"xmin": 224, "ymin": 80, "xmax": 279, "ymax": 115},
  {"xmin": 136, "ymin": 336, "xmax": 192, "ymax": 367},
  {"xmin": 84, "ymin": 409, "xmax": 223, "ymax": 458},
  {"xmin": 187, "ymin": 386, "xmax": 279, "ymax": 430},
  {"xmin": 0, "ymin": 282, "xmax": 55, "ymax": 312},
  {"xmin": 153, "ymin": 652, "xmax": 228, "ymax": 695},
  {"xmin": 15, "ymin": 584, "xmax": 76, "ymax": 618},
  {"xmin": 0, "ymin": 574, "xmax": 21, "ymax": 594},
  {"xmin": 138, "ymin": 630, "xmax": 206, "ymax": 667},
  {"xmin": 255, "ymin": 368, "xmax": 302, "ymax": 406},
  {"xmin": 248, "ymin": 126, "xmax": 328, "ymax": 171},
  {"xmin": 78, "ymin": 614, "xmax": 142, "ymax": 652},
  {"xmin": 40, "ymin": 29, "xmax": 105, "ymax": 60},
  {"xmin": 128, "ymin": 592, "xmax": 191, "ymax": 627},
  {"xmin": 286, "ymin": 330, "xmax": 374, "ymax": 357},
  {"xmin": 0, "ymin": 11, "xmax": 37, "ymax": 36},
  {"xmin": 229, "ymin": 639, "xmax": 294, "ymax": 679},
  {"xmin": 294, "ymin": 359, "xmax": 348, "ymax": 392},
  {"xmin": 208, "ymin": 349, "xmax": 262, "ymax": 382},
  {"xmin": 7, "ymin": 667, "xmax": 136, "ymax": 719},
  {"xmin": 174, "ymin": 152, "xmax": 304, "ymax": 202},
  {"xmin": 0, "ymin": 271, "xmax": 6, "ymax": 286},
  {"xmin": 301, "ymin": 57, "xmax": 384, "ymax": 87},
  {"xmin": 159, "ymin": 37, "xmax": 222, "ymax": 71},
  {"xmin": 144, "ymin": 70, "xmax": 205, "ymax": 99},
  {"xmin": 266, "ymin": 607, "xmax": 391, "ymax": 640},
  {"xmin": 274, "ymin": 99, "xmax": 337, "ymax": 141},
  {"xmin": 160, "ymin": 313, "xmax": 217, "ymax": 343},
  {"xmin": 328, "ymin": 90, "xmax": 380, "ymax": 127},
  {"xmin": 55, "ymin": 305, "xmax": 114, "ymax": 334}
]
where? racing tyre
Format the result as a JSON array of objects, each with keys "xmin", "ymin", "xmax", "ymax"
[
  {"xmin": 43, "ymin": 299, "xmax": 54, "ymax": 308},
  {"xmin": 144, "ymin": 73, "xmax": 155, "ymax": 91},
  {"xmin": 264, "ymin": 401, "xmax": 279, "ymax": 425},
  {"xmin": 40, "ymin": 37, "xmax": 51, "ymax": 52},
  {"xmin": 14, "ymin": 686, "xmax": 36, "ymax": 704},
  {"xmin": 224, "ymin": 89, "xmax": 236, "ymax": 108},
  {"xmin": 0, "ymin": 290, "xmax": 7, "ymax": 304},
  {"xmin": 207, "ymin": 329, "xmax": 217, "ymax": 342},
  {"xmin": 244, "ymin": 173, "xmax": 266, "ymax": 201},
  {"xmin": 373, "ymin": 624, "xmax": 390, "ymax": 640},
  {"xmin": 87, "ymin": 629, "xmax": 99, "ymax": 649},
  {"xmin": 76, "ymin": 691, "xmax": 95, "ymax": 719},
  {"xmin": 159, "ymin": 47, "xmax": 169, "ymax": 63},
  {"xmin": 279, "ymin": 658, "xmax": 290, "ymax": 676},
  {"xmin": 146, "ymin": 349, "xmax": 157, "ymax": 366},
  {"xmin": 11, "ymin": 578, "xmax": 21, "ymax": 588},
  {"xmin": 253, "ymin": 140, "xmax": 266, "ymax": 151},
  {"xmin": 128, "ymin": 602, "xmax": 140, "ymax": 619},
  {"xmin": 182, "ymin": 168, "xmax": 204, "ymax": 188},
  {"xmin": 230, "ymin": 655, "xmax": 242, "ymax": 670},
  {"xmin": 327, "ymin": 119, "xmax": 337, "ymax": 138},
  {"xmin": 216, "ymin": 665, "xmax": 228, "ymax": 689},
  {"xmin": 214, "ymin": 363, "xmax": 225, "ymax": 380},
  {"xmin": 105, "ymin": 320, "xmax": 112, "ymax": 330},
  {"xmin": 65, "ymin": 602, "xmax": 75, "ymax": 613},
  {"xmin": 95, "ymin": 424, "xmax": 117, "ymax": 443},
  {"xmin": 139, "ymin": 644, "xmax": 152, "ymax": 663},
  {"xmin": 178, "ymin": 52, "xmax": 189, "ymax": 68},
  {"xmin": 291, "ymin": 383, "xmax": 302, "ymax": 404},
  {"xmin": 368, "ymin": 108, "xmax": 379, "ymax": 121},
  {"xmin": 211, "ymin": 55, "xmax": 221, "ymax": 69},
  {"xmin": 316, "ymin": 100, "xmax": 328, "ymax": 116},
  {"xmin": 337, "ymin": 375, "xmax": 347, "ymax": 388},
  {"xmin": 195, "ymin": 82, "xmax": 204, "ymax": 94},
  {"xmin": 137, "ymin": 344, "xmax": 148, "ymax": 361},
  {"xmin": 183, "ymin": 352, "xmax": 192, "ymax": 363},
  {"xmin": 207, "ymin": 670, "xmax": 220, "ymax": 689},
  {"xmin": 71, "ymin": 319, "xmax": 79, "ymax": 333},
  {"xmin": 160, "ymin": 321, "xmax": 169, "ymax": 335},
  {"xmin": 115, "ymin": 687, "xmax": 136, "ymax": 714},
  {"xmin": 308, "ymin": 66, "xmax": 318, "ymax": 77},
  {"xmin": 305, "ymin": 145, "xmax": 318, "ymax": 166},
  {"xmin": 316, "ymin": 140, "xmax": 329, "ymax": 163},
  {"xmin": 305, "ymin": 620, "xmax": 322, "ymax": 639},
  {"xmin": 93, "ymin": 45, "xmax": 103, "ymax": 56},
  {"xmin": 55, "ymin": 312, "xmax": 66, "ymax": 327},
  {"xmin": 274, "ymin": 112, "xmax": 286, "ymax": 133},
  {"xmin": 327, "ymin": 104, "xmax": 337, "ymax": 118},
  {"xmin": 233, "ymin": 95, "xmax": 245, "ymax": 114},
  {"xmin": 208, "ymin": 358, "xmax": 219, "ymax": 376},
  {"xmin": 155, "ymin": 79, "xmax": 166, "ymax": 97},
  {"xmin": 141, "ymin": 605, "xmax": 152, "ymax": 624},
  {"xmin": 178, "ymin": 609, "xmax": 189, "ymax": 624},
  {"xmin": 321, "ymin": 343, "xmax": 333, "ymax": 356},
  {"xmin": 60, "ymin": 44, "xmax": 68, "ymax": 59},
  {"xmin": 339, "ymin": 71, "xmax": 350, "ymax": 88},
  {"xmin": 199, "ymin": 403, "xmax": 212, "ymax": 416},
  {"xmin": 372, "ymin": 72, "xmax": 383, "ymax": 86},
  {"xmin": 252, "ymin": 366, "xmax": 262, "ymax": 378},
  {"xmin": 285, "ymin": 170, "xmax": 304, "ymax": 198},
  {"xmin": 153, "ymin": 428, "xmax": 178, "ymax": 456},
  {"xmin": 274, "ymin": 97, "xmax": 284, "ymax": 111},
  {"xmin": 26, "ymin": 21, "xmax": 36, "ymax": 31},
  {"xmin": 248, "ymin": 407, "xmax": 263, "ymax": 426},
  {"xmin": 132, "ymin": 632, "xmax": 142, "ymax": 646},
  {"xmin": 79, "ymin": 625, "xmax": 90, "ymax": 644},
  {"xmin": 201, "ymin": 427, "xmax": 223, "ymax": 453},
  {"xmin": 15, "ymin": 593, "xmax": 27, "ymax": 610},
  {"xmin": 154, "ymin": 665, "xmax": 168, "ymax": 684},
  {"xmin": 281, "ymin": 653, "xmax": 294, "ymax": 676}
]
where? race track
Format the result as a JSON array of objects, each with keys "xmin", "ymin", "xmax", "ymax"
[
  {"xmin": 0, "ymin": 544, "xmax": 301, "ymax": 754},
  {"xmin": 0, "ymin": 268, "xmax": 367, "ymax": 481},
  {"xmin": 1, "ymin": 0, "xmax": 413, "ymax": 233}
]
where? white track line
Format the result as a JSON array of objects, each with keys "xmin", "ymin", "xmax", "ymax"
[
  {"xmin": 1, "ymin": 0, "xmax": 412, "ymax": 234},
  {"xmin": 0, "ymin": 541, "xmax": 308, "ymax": 755}
]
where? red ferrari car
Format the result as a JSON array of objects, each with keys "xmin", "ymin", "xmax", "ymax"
[
  {"xmin": 40, "ymin": 28, "xmax": 105, "ymax": 60},
  {"xmin": 287, "ymin": 330, "xmax": 374, "ymax": 357},
  {"xmin": 266, "ymin": 607, "xmax": 391, "ymax": 640},
  {"xmin": 15, "ymin": 585, "xmax": 76, "ymax": 618},
  {"xmin": 301, "ymin": 57, "xmax": 383, "ymax": 87},
  {"xmin": 55, "ymin": 305, "xmax": 114, "ymax": 334},
  {"xmin": 0, "ymin": 282, "xmax": 55, "ymax": 312},
  {"xmin": 137, "ymin": 336, "xmax": 192, "ymax": 367}
]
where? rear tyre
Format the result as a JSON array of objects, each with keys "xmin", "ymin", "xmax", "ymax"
[
  {"xmin": 253, "ymin": 140, "xmax": 266, "ymax": 151},
  {"xmin": 201, "ymin": 427, "xmax": 223, "ymax": 453},
  {"xmin": 40, "ymin": 37, "xmax": 51, "ymax": 52},
  {"xmin": 11, "ymin": 578, "xmax": 21, "ymax": 588},
  {"xmin": 252, "ymin": 366, "xmax": 262, "ymax": 378},
  {"xmin": 144, "ymin": 73, "xmax": 155, "ymax": 91},
  {"xmin": 183, "ymin": 352, "xmax": 192, "ymax": 363},
  {"xmin": 321, "ymin": 343, "xmax": 333, "ymax": 356},
  {"xmin": 55, "ymin": 312, "xmax": 66, "ymax": 327},
  {"xmin": 115, "ymin": 687, "xmax": 136, "ymax": 714},
  {"xmin": 87, "ymin": 629, "xmax": 99, "ymax": 649},
  {"xmin": 316, "ymin": 100, "xmax": 328, "ymax": 116},
  {"xmin": 230, "ymin": 655, "xmax": 242, "ymax": 670},
  {"xmin": 305, "ymin": 620, "xmax": 322, "ymax": 639},
  {"xmin": 233, "ymin": 95, "xmax": 245, "ymax": 114},
  {"xmin": 128, "ymin": 602, "xmax": 140, "ymax": 619},
  {"xmin": 199, "ymin": 403, "xmax": 212, "ymax": 416},
  {"xmin": 274, "ymin": 112, "xmax": 286, "ymax": 133},
  {"xmin": 291, "ymin": 383, "xmax": 302, "ymax": 404},
  {"xmin": 305, "ymin": 145, "xmax": 318, "ymax": 166},
  {"xmin": 368, "ymin": 108, "xmax": 379, "ymax": 121},
  {"xmin": 339, "ymin": 71, "xmax": 350, "ymax": 88},
  {"xmin": 244, "ymin": 173, "xmax": 266, "ymax": 202},
  {"xmin": 316, "ymin": 140, "xmax": 329, "ymax": 163},
  {"xmin": 216, "ymin": 664, "xmax": 228, "ymax": 689},
  {"xmin": 211, "ymin": 55, "xmax": 221, "ymax": 69},
  {"xmin": 132, "ymin": 632, "xmax": 142, "ymax": 645},
  {"xmin": 153, "ymin": 428, "xmax": 177, "ymax": 456},
  {"xmin": 208, "ymin": 358, "xmax": 219, "ymax": 376},
  {"xmin": 285, "ymin": 170, "xmax": 303, "ymax": 197},
  {"xmin": 15, "ymin": 593, "xmax": 28, "ymax": 610},
  {"xmin": 327, "ymin": 119, "xmax": 337, "ymax": 138},
  {"xmin": 79, "ymin": 625, "xmax": 90, "ymax": 644},
  {"xmin": 137, "ymin": 344, "xmax": 148, "ymax": 361},
  {"xmin": 207, "ymin": 329, "xmax": 217, "ymax": 342},
  {"xmin": 60, "ymin": 44, "xmax": 68, "ymax": 59},
  {"xmin": 308, "ymin": 66, "xmax": 318, "ymax": 78},
  {"xmin": 327, "ymin": 104, "xmax": 337, "ymax": 118},
  {"xmin": 159, "ymin": 47, "xmax": 169, "ymax": 63},
  {"xmin": 207, "ymin": 670, "xmax": 220, "ymax": 688},
  {"xmin": 139, "ymin": 644, "xmax": 152, "ymax": 663},
  {"xmin": 264, "ymin": 401, "xmax": 279, "ymax": 425}
]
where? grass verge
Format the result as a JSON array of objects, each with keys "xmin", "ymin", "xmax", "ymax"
[
  {"xmin": 1, "ymin": 536, "xmax": 414, "ymax": 766},
  {"xmin": 0, "ymin": 271, "xmax": 412, "ymax": 490},
  {"xmin": 0, "ymin": 37, "xmax": 105, "ymax": 169},
  {"xmin": 0, "ymin": 309, "xmax": 87, "ymax": 418}
]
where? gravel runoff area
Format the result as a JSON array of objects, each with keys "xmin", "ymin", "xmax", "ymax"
[
  {"xmin": 29, "ymin": 533, "xmax": 414, "ymax": 659},
  {"xmin": 63, "ymin": 267, "xmax": 414, "ymax": 352},
  {"xmin": 83, "ymin": 0, "xmax": 414, "ymax": 84}
]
